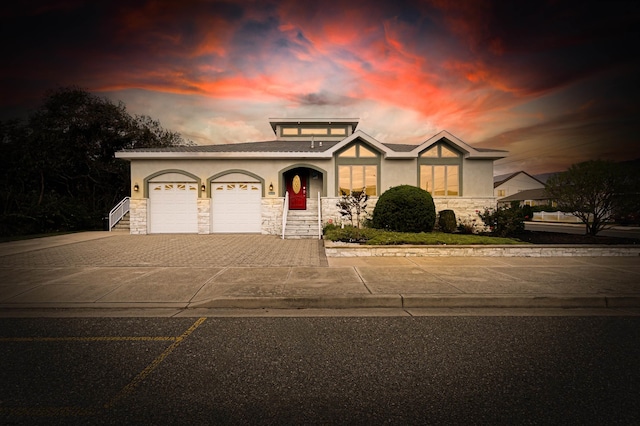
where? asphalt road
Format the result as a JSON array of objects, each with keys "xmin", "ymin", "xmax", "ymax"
[{"xmin": 1, "ymin": 316, "xmax": 638, "ymax": 425}]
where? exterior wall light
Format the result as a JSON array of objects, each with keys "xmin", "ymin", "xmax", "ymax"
[
  {"xmin": 201, "ymin": 183, "xmax": 206, "ymax": 192},
  {"xmin": 269, "ymin": 182, "xmax": 274, "ymax": 191},
  {"xmin": 133, "ymin": 183, "xmax": 139, "ymax": 192}
]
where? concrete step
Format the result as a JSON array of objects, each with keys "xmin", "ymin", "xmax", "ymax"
[{"xmin": 112, "ymin": 212, "xmax": 131, "ymax": 231}]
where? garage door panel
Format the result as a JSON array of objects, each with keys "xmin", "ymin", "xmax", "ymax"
[
  {"xmin": 211, "ymin": 183, "xmax": 262, "ymax": 233},
  {"xmin": 149, "ymin": 183, "xmax": 198, "ymax": 233}
]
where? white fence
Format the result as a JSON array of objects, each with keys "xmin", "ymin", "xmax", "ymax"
[{"xmin": 532, "ymin": 211, "xmax": 582, "ymax": 223}]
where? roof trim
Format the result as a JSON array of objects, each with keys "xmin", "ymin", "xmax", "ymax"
[
  {"xmin": 494, "ymin": 171, "xmax": 545, "ymax": 188},
  {"xmin": 268, "ymin": 117, "xmax": 360, "ymax": 133},
  {"xmin": 409, "ymin": 130, "xmax": 508, "ymax": 160}
]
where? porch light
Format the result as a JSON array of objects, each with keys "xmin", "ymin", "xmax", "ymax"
[
  {"xmin": 201, "ymin": 183, "xmax": 206, "ymax": 192},
  {"xmin": 133, "ymin": 183, "xmax": 139, "ymax": 192},
  {"xmin": 269, "ymin": 182, "xmax": 274, "ymax": 191}
]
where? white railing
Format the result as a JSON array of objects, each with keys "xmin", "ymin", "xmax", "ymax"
[
  {"xmin": 281, "ymin": 191, "xmax": 289, "ymax": 239},
  {"xmin": 108, "ymin": 197, "xmax": 130, "ymax": 231},
  {"xmin": 532, "ymin": 211, "xmax": 582, "ymax": 223},
  {"xmin": 317, "ymin": 192, "xmax": 322, "ymax": 239}
]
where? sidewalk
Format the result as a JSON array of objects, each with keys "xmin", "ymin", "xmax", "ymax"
[{"xmin": 0, "ymin": 232, "xmax": 639, "ymax": 316}]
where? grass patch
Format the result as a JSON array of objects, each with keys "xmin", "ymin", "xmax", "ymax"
[{"xmin": 324, "ymin": 226, "xmax": 526, "ymax": 245}]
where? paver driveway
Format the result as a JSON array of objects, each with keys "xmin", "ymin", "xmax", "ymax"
[{"xmin": 0, "ymin": 234, "xmax": 327, "ymax": 268}]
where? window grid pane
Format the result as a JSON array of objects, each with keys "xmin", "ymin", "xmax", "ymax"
[
  {"xmin": 447, "ymin": 165, "xmax": 459, "ymax": 195},
  {"xmin": 365, "ymin": 165, "xmax": 377, "ymax": 196}
]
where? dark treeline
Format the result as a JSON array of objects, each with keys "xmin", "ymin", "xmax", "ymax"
[{"xmin": 0, "ymin": 87, "xmax": 191, "ymax": 236}]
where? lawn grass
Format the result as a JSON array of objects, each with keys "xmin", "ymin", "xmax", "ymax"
[{"xmin": 324, "ymin": 226, "xmax": 526, "ymax": 245}]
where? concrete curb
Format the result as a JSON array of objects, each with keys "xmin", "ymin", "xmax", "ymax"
[
  {"xmin": 176, "ymin": 295, "xmax": 640, "ymax": 310},
  {"xmin": 190, "ymin": 295, "xmax": 403, "ymax": 309},
  {"xmin": 2, "ymin": 295, "xmax": 640, "ymax": 311}
]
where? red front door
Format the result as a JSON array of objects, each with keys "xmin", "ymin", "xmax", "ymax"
[{"xmin": 287, "ymin": 173, "xmax": 307, "ymax": 210}]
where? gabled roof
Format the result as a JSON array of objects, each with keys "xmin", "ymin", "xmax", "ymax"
[
  {"xmin": 407, "ymin": 130, "xmax": 508, "ymax": 160},
  {"xmin": 498, "ymin": 188, "xmax": 551, "ymax": 202},
  {"xmin": 494, "ymin": 171, "xmax": 545, "ymax": 188}
]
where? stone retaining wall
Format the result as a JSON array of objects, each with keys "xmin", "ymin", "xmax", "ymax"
[{"xmin": 324, "ymin": 242, "xmax": 640, "ymax": 257}]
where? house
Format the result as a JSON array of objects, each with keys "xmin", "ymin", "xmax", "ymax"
[
  {"xmin": 494, "ymin": 171, "xmax": 545, "ymax": 200},
  {"xmin": 114, "ymin": 118, "xmax": 507, "ymax": 237},
  {"xmin": 496, "ymin": 188, "xmax": 556, "ymax": 208}
]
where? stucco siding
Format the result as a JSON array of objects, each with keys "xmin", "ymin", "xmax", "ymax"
[
  {"xmin": 380, "ymin": 160, "xmax": 416, "ymax": 191},
  {"xmin": 463, "ymin": 160, "xmax": 494, "ymax": 197}
]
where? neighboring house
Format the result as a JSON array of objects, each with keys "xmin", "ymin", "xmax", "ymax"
[
  {"xmin": 115, "ymin": 118, "xmax": 507, "ymax": 236},
  {"xmin": 494, "ymin": 171, "xmax": 545, "ymax": 200},
  {"xmin": 496, "ymin": 188, "xmax": 556, "ymax": 208}
]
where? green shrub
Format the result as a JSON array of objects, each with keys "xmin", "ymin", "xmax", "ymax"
[
  {"xmin": 437, "ymin": 209, "xmax": 457, "ymax": 233},
  {"xmin": 371, "ymin": 185, "xmax": 436, "ymax": 233},
  {"xmin": 477, "ymin": 205, "xmax": 525, "ymax": 237}
]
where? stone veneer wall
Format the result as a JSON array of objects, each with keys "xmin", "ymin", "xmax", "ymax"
[
  {"xmin": 325, "ymin": 242, "xmax": 640, "ymax": 257},
  {"xmin": 262, "ymin": 198, "xmax": 285, "ymax": 235},
  {"xmin": 198, "ymin": 199, "xmax": 210, "ymax": 234},
  {"xmin": 129, "ymin": 198, "xmax": 148, "ymax": 235}
]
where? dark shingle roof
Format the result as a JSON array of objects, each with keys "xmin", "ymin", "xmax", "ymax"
[
  {"xmin": 120, "ymin": 140, "xmax": 342, "ymax": 153},
  {"xmin": 120, "ymin": 140, "xmax": 428, "ymax": 154}
]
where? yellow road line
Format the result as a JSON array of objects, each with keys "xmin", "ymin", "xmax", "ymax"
[
  {"xmin": 104, "ymin": 317, "xmax": 207, "ymax": 409},
  {"xmin": 0, "ymin": 336, "xmax": 176, "ymax": 342}
]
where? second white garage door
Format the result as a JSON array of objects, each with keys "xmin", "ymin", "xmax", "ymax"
[{"xmin": 211, "ymin": 183, "xmax": 262, "ymax": 233}]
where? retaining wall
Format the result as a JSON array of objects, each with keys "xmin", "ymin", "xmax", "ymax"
[{"xmin": 324, "ymin": 241, "xmax": 640, "ymax": 257}]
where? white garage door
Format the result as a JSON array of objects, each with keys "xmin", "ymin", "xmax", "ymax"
[
  {"xmin": 211, "ymin": 183, "xmax": 262, "ymax": 233},
  {"xmin": 149, "ymin": 183, "xmax": 198, "ymax": 233}
]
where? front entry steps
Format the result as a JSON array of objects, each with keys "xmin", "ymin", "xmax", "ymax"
[
  {"xmin": 284, "ymin": 199, "xmax": 321, "ymax": 239},
  {"xmin": 111, "ymin": 212, "xmax": 130, "ymax": 231}
]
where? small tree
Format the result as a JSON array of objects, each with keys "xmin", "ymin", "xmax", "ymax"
[
  {"xmin": 546, "ymin": 160, "xmax": 624, "ymax": 236},
  {"xmin": 336, "ymin": 189, "xmax": 369, "ymax": 229}
]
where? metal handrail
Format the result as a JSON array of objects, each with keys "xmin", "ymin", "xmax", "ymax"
[
  {"xmin": 281, "ymin": 191, "xmax": 289, "ymax": 239},
  {"xmin": 108, "ymin": 197, "xmax": 130, "ymax": 231},
  {"xmin": 317, "ymin": 191, "xmax": 322, "ymax": 239}
]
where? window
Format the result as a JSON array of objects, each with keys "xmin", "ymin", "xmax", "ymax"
[
  {"xmin": 339, "ymin": 165, "xmax": 377, "ymax": 196},
  {"xmin": 301, "ymin": 128, "xmax": 328, "ymax": 135},
  {"xmin": 281, "ymin": 125, "xmax": 348, "ymax": 137},
  {"xmin": 497, "ymin": 189, "xmax": 506, "ymax": 197},
  {"xmin": 419, "ymin": 142, "xmax": 461, "ymax": 196},
  {"xmin": 420, "ymin": 165, "xmax": 459, "ymax": 196},
  {"xmin": 337, "ymin": 143, "xmax": 379, "ymax": 196}
]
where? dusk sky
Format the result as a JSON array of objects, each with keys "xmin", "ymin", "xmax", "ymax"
[{"xmin": 1, "ymin": 0, "xmax": 639, "ymax": 174}]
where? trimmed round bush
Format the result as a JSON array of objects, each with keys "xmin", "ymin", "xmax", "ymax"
[
  {"xmin": 438, "ymin": 209, "xmax": 457, "ymax": 233},
  {"xmin": 372, "ymin": 185, "xmax": 436, "ymax": 233}
]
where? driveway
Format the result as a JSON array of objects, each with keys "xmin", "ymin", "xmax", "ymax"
[{"xmin": 0, "ymin": 233, "xmax": 327, "ymax": 268}]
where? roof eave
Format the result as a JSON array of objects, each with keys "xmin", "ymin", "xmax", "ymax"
[{"xmin": 114, "ymin": 151, "xmax": 334, "ymax": 160}]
